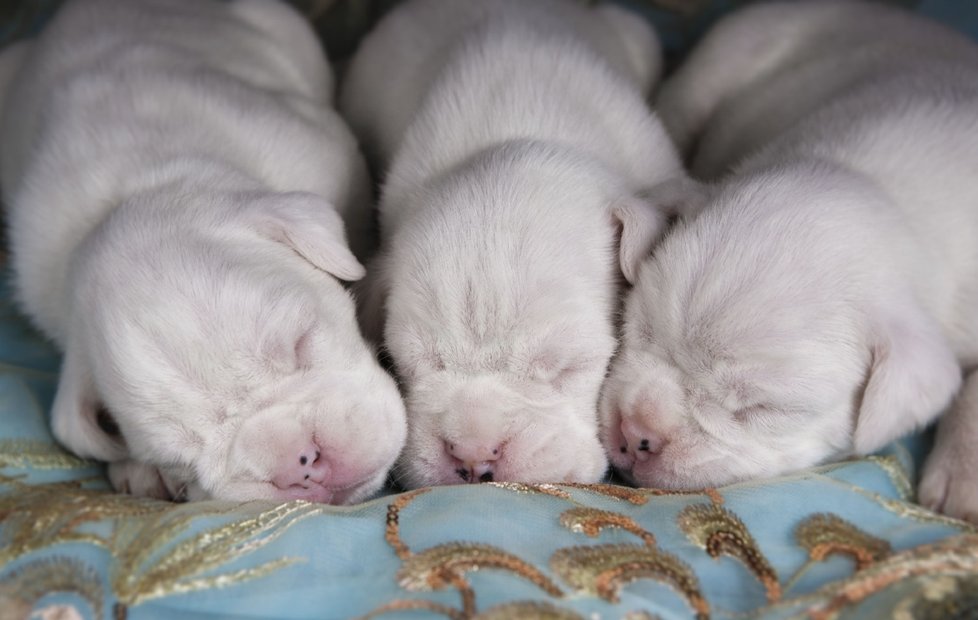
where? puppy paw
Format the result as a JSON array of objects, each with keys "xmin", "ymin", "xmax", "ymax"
[
  {"xmin": 919, "ymin": 450, "xmax": 978, "ymax": 525},
  {"xmin": 107, "ymin": 460, "xmax": 172, "ymax": 500}
]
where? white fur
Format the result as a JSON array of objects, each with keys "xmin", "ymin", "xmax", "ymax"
[
  {"xmin": 0, "ymin": 0, "xmax": 406, "ymax": 504},
  {"xmin": 341, "ymin": 0, "xmax": 684, "ymax": 487},
  {"xmin": 604, "ymin": 0, "xmax": 978, "ymax": 523}
]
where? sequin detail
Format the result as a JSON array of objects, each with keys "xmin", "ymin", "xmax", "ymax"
[
  {"xmin": 559, "ymin": 507, "xmax": 656, "ymax": 546},
  {"xmin": 550, "ymin": 544, "xmax": 708, "ymax": 618},
  {"xmin": 110, "ymin": 500, "xmax": 317, "ymax": 607},
  {"xmin": 472, "ymin": 601, "xmax": 585, "ymax": 619},
  {"xmin": 0, "ymin": 556, "xmax": 103, "ymax": 618},
  {"xmin": 803, "ymin": 533, "xmax": 978, "ymax": 620},
  {"xmin": 796, "ymin": 513, "xmax": 892, "ymax": 569},
  {"xmin": 678, "ymin": 503, "xmax": 781, "ymax": 602},
  {"xmin": 0, "ymin": 439, "xmax": 91, "ymax": 470}
]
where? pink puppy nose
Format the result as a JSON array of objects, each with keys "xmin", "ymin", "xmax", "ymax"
[
  {"xmin": 445, "ymin": 440, "xmax": 501, "ymax": 483},
  {"xmin": 271, "ymin": 442, "xmax": 329, "ymax": 490},
  {"xmin": 620, "ymin": 417, "xmax": 668, "ymax": 463}
]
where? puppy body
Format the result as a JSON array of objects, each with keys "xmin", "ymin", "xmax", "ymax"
[
  {"xmin": 605, "ymin": 0, "xmax": 978, "ymax": 521},
  {"xmin": 341, "ymin": 0, "xmax": 684, "ymax": 487},
  {"xmin": 0, "ymin": 0, "xmax": 406, "ymax": 503}
]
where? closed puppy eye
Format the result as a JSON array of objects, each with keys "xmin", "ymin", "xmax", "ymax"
[
  {"xmin": 95, "ymin": 406, "xmax": 125, "ymax": 442},
  {"xmin": 732, "ymin": 405, "xmax": 769, "ymax": 422}
]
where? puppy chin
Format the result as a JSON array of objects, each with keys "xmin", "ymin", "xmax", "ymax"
[{"xmin": 397, "ymin": 414, "xmax": 608, "ymax": 488}]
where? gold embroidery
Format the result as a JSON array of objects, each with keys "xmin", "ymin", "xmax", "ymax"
[
  {"xmin": 0, "ymin": 556, "xmax": 103, "ymax": 618},
  {"xmin": 373, "ymin": 488, "xmax": 563, "ymax": 618},
  {"xmin": 677, "ymin": 503, "xmax": 781, "ymax": 602},
  {"xmin": 398, "ymin": 543, "xmax": 564, "ymax": 597},
  {"xmin": 549, "ymin": 544, "xmax": 708, "ymax": 618},
  {"xmin": 796, "ymin": 513, "xmax": 891, "ymax": 569},
  {"xmin": 485, "ymin": 482, "xmax": 722, "ymax": 506},
  {"xmin": 385, "ymin": 488, "xmax": 430, "ymax": 559},
  {"xmin": 891, "ymin": 574, "xmax": 978, "ymax": 620},
  {"xmin": 0, "ymin": 439, "xmax": 92, "ymax": 470},
  {"xmin": 703, "ymin": 488, "xmax": 724, "ymax": 505},
  {"xmin": 560, "ymin": 483, "xmax": 720, "ymax": 505},
  {"xmin": 359, "ymin": 598, "xmax": 467, "ymax": 620},
  {"xmin": 472, "ymin": 601, "xmax": 585, "ymax": 619},
  {"xmin": 487, "ymin": 482, "xmax": 572, "ymax": 500},
  {"xmin": 560, "ymin": 483, "xmax": 651, "ymax": 505},
  {"xmin": 864, "ymin": 454, "xmax": 913, "ymax": 501},
  {"xmin": 0, "ymin": 478, "xmax": 170, "ymax": 565},
  {"xmin": 854, "ymin": 488, "xmax": 977, "ymax": 532},
  {"xmin": 110, "ymin": 500, "xmax": 318, "ymax": 608},
  {"xmin": 802, "ymin": 533, "xmax": 978, "ymax": 620},
  {"xmin": 559, "ymin": 507, "xmax": 655, "ymax": 546}
]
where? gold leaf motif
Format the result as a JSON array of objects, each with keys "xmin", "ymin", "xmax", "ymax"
[
  {"xmin": 0, "ymin": 439, "xmax": 92, "ymax": 470},
  {"xmin": 891, "ymin": 574, "xmax": 978, "ymax": 620},
  {"xmin": 385, "ymin": 488, "xmax": 431, "ymax": 559},
  {"xmin": 561, "ymin": 483, "xmax": 723, "ymax": 505},
  {"xmin": 677, "ymin": 503, "xmax": 780, "ymax": 602},
  {"xmin": 110, "ymin": 500, "xmax": 318, "ymax": 606},
  {"xmin": 802, "ymin": 533, "xmax": 978, "ymax": 620},
  {"xmin": 398, "ymin": 542, "xmax": 564, "ymax": 597},
  {"xmin": 864, "ymin": 454, "xmax": 913, "ymax": 501},
  {"xmin": 357, "ymin": 598, "xmax": 466, "ymax": 620},
  {"xmin": 0, "ymin": 556, "xmax": 103, "ymax": 618},
  {"xmin": 487, "ymin": 482, "xmax": 572, "ymax": 500},
  {"xmin": 550, "ymin": 543, "xmax": 708, "ymax": 618},
  {"xmin": 703, "ymin": 488, "xmax": 725, "ymax": 506},
  {"xmin": 559, "ymin": 483, "xmax": 651, "ymax": 505},
  {"xmin": 473, "ymin": 601, "xmax": 586, "ymax": 620},
  {"xmin": 858, "ymin": 489, "xmax": 978, "ymax": 533},
  {"xmin": 796, "ymin": 513, "xmax": 891, "ymax": 570},
  {"xmin": 0, "ymin": 479, "xmax": 170, "ymax": 565},
  {"xmin": 559, "ymin": 507, "xmax": 655, "ymax": 546}
]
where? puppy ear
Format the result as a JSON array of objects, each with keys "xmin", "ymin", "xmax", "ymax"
[
  {"xmin": 853, "ymin": 298, "xmax": 961, "ymax": 454},
  {"xmin": 252, "ymin": 191, "xmax": 366, "ymax": 282},
  {"xmin": 50, "ymin": 341, "xmax": 128, "ymax": 461},
  {"xmin": 612, "ymin": 176, "xmax": 707, "ymax": 285}
]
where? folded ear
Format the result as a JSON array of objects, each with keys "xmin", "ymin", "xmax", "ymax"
[
  {"xmin": 252, "ymin": 191, "xmax": 366, "ymax": 282},
  {"xmin": 50, "ymin": 340, "xmax": 128, "ymax": 461},
  {"xmin": 612, "ymin": 176, "xmax": 707, "ymax": 285},
  {"xmin": 853, "ymin": 296, "xmax": 961, "ymax": 454}
]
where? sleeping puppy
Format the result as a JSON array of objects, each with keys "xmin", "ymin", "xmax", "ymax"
[
  {"xmin": 602, "ymin": 0, "xmax": 978, "ymax": 522},
  {"xmin": 0, "ymin": 0, "xmax": 406, "ymax": 503},
  {"xmin": 341, "ymin": 0, "xmax": 687, "ymax": 487}
]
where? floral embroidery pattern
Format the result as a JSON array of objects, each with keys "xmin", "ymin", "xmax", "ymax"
[
  {"xmin": 109, "ymin": 500, "xmax": 317, "ymax": 611},
  {"xmin": 0, "ymin": 556, "xmax": 102, "ymax": 619},
  {"xmin": 550, "ymin": 543, "xmax": 709, "ymax": 615},
  {"xmin": 795, "ymin": 513, "xmax": 892, "ymax": 570},
  {"xmin": 678, "ymin": 503, "xmax": 781, "ymax": 603}
]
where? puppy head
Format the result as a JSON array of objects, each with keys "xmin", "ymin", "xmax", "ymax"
[
  {"xmin": 52, "ymin": 190, "xmax": 406, "ymax": 503},
  {"xmin": 376, "ymin": 144, "xmax": 682, "ymax": 487},
  {"xmin": 602, "ymin": 170, "xmax": 960, "ymax": 488}
]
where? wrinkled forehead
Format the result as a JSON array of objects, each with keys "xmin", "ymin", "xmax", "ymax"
[{"xmin": 624, "ymin": 272, "xmax": 865, "ymax": 407}]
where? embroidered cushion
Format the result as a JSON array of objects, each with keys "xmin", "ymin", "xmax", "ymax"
[{"xmin": 2, "ymin": 1, "xmax": 978, "ymax": 618}]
